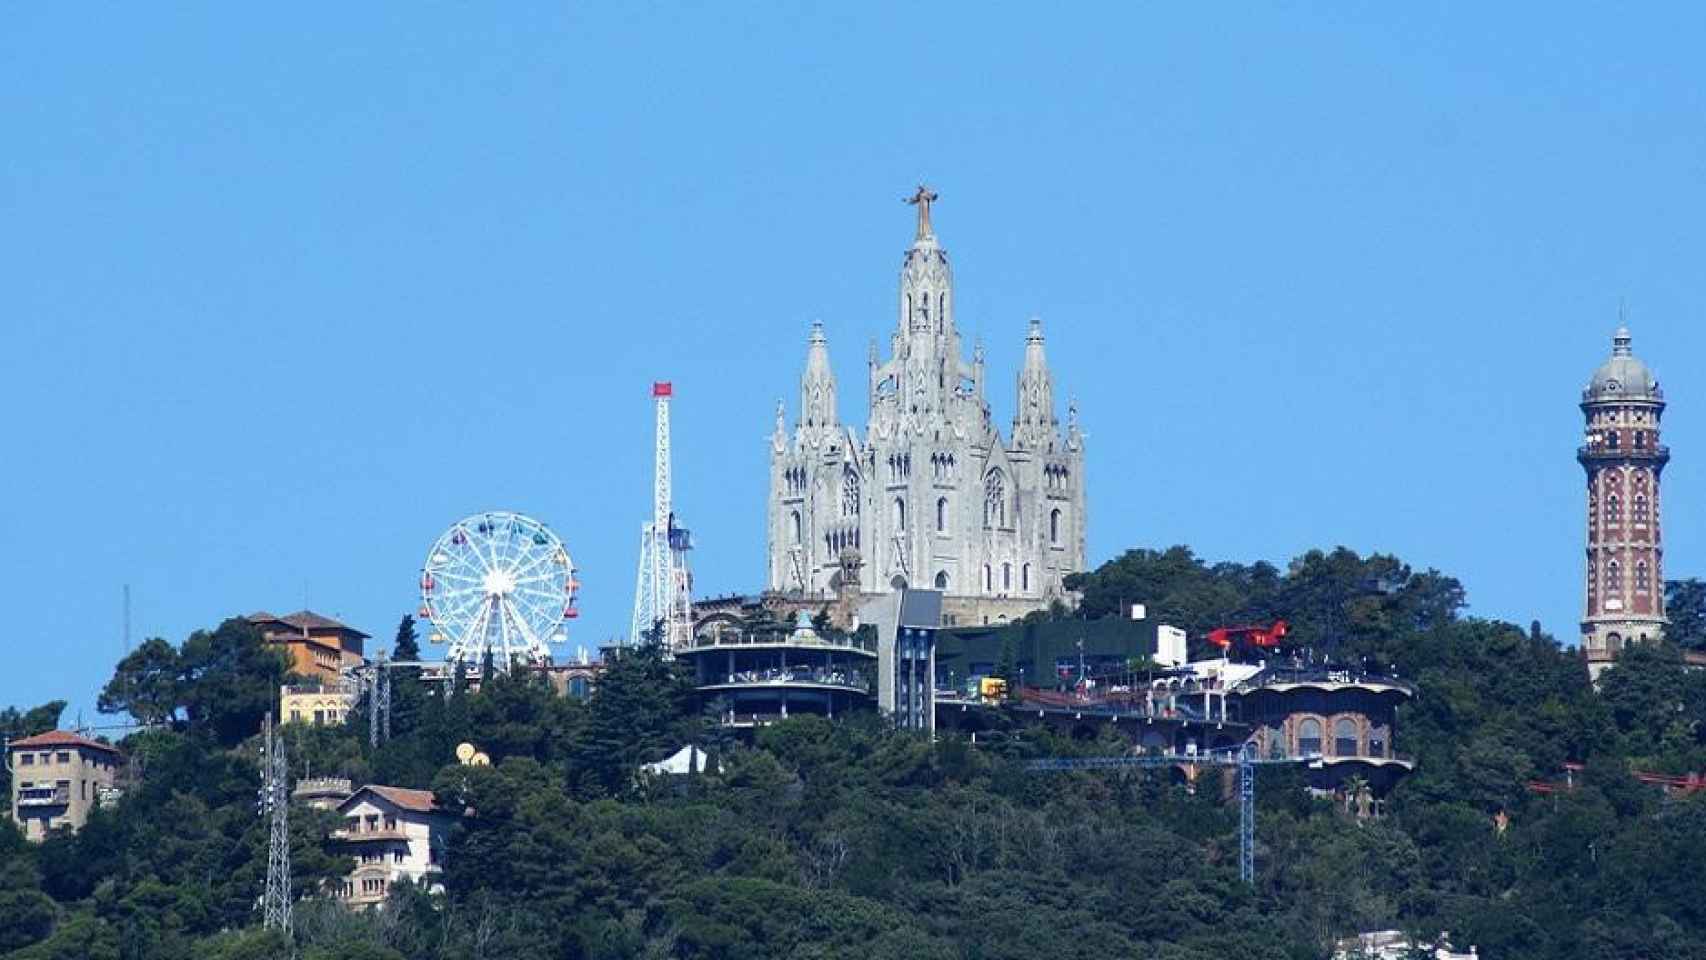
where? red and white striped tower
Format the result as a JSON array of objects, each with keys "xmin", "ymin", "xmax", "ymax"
[{"xmin": 1579, "ymin": 325, "xmax": 1668, "ymax": 679}]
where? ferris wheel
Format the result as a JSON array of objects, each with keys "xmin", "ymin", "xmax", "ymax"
[{"xmin": 419, "ymin": 511, "xmax": 579, "ymax": 668}]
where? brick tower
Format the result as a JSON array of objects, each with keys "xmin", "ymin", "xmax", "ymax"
[{"xmin": 1579, "ymin": 325, "xmax": 1668, "ymax": 679}]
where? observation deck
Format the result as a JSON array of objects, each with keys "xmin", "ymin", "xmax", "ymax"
[{"xmin": 683, "ymin": 611, "xmax": 877, "ymax": 727}]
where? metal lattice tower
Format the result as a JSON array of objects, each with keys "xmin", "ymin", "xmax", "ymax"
[
  {"xmin": 368, "ymin": 649, "xmax": 392, "ymax": 748},
  {"xmin": 1028, "ymin": 742, "xmax": 1291, "ymax": 885},
  {"xmin": 630, "ymin": 381, "xmax": 694, "ymax": 650},
  {"xmin": 259, "ymin": 713, "xmax": 292, "ymax": 936}
]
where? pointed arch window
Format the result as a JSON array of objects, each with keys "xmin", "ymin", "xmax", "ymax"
[
  {"xmin": 790, "ymin": 511, "xmax": 801, "ymax": 545},
  {"xmin": 934, "ymin": 571, "xmax": 949, "ymax": 590},
  {"xmin": 982, "ymin": 564, "xmax": 992, "ymax": 593},
  {"xmin": 1002, "ymin": 563, "xmax": 1012, "ymax": 592},
  {"xmin": 841, "ymin": 469, "xmax": 861, "ymax": 518},
  {"xmin": 893, "ymin": 497, "xmax": 906, "ymax": 531},
  {"xmin": 1022, "ymin": 563, "xmax": 1031, "ymax": 592},
  {"xmin": 1049, "ymin": 508, "xmax": 1062, "ymax": 545},
  {"xmin": 1606, "ymin": 558, "xmax": 1621, "ymax": 594},
  {"xmin": 1636, "ymin": 561, "xmax": 1650, "ymax": 593},
  {"xmin": 1634, "ymin": 494, "xmax": 1648, "ymax": 525},
  {"xmin": 936, "ymin": 497, "xmax": 948, "ymax": 533},
  {"xmin": 1607, "ymin": 493, "xmax": 1621, "ymax": 525},
  {"xmin": 984, "ymin": 470, "xmax": 1006, "ymax": 528}
]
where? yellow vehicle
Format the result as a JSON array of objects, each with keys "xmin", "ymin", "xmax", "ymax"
[{"xmin": 979, "ymin": 677, "xmax": 1009, "ymax": 702}]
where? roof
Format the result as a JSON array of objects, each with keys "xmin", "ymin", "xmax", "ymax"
[
  {"xmin": 7, "ymin": 730, "xmax": 124, "ymax": 755},
  {"xmin": 246, "ymin": 610, "xmax": 371, "ymax": 639},
  {"xmin": 641, "ymin": 745, "xmax": 719, "ymax": 776},
  {"xmin": 1584, "ymin": 326, "xmax": 1663, "ymax": 403},
  {"xmin": 340, "ymin": 784, "xmax": 437, "ymax": 814}
]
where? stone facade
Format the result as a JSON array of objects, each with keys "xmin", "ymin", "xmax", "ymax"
[
  {"xmin": 1578, "ymin": 326, "xmax": 1668, "ymax": 678},
  {"xmin": 6, "ymin": 731, "xmax": 124, "ymax": 841},
  {"xmin": 766, "ymin": 193, "xmax": 1087, "ymax": 623}
]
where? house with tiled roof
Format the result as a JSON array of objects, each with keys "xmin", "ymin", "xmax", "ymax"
[
  {"xmin": 332, "ymin": 784, "xmax": 453, "ymax": 907},
  {"xmin": 6, "ymin": 731, "xmax": 126, "ymax": 841},
  {"xmin": 246, "ymin": 610, "xmax": 369, "ymax": 684}
]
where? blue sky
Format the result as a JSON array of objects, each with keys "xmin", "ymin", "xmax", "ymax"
[{"xmin": 4, "ymin": 5, "xmax": 1704, "ymax": 723}]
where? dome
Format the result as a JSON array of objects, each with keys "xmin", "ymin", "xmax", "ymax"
[{"xmin": 1584, "ymin": 326, "xmax": 1662, "ymax": 402}]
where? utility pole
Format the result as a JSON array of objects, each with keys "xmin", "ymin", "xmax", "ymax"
[{"xmin": 259, "ymin": 712, "xmax": 291, "ymax": 937}]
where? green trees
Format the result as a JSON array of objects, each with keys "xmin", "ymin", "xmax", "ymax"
[
  {"xmin": 8, "ymin": 544, "xmax": 1706, "ymax": 958},
  {"xmin": 97, "ymin": 619, "xmax": 290, "ymax": 746}
]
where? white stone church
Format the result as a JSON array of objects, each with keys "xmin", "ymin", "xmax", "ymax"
[{"xmin": 765, "ymin": 189, "xmax": 1088, "ymax": 625}]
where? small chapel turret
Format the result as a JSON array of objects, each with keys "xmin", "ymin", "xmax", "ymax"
[{"xmin": 766, "ymin": 189, "xmax": 1089, "ymax": 625}]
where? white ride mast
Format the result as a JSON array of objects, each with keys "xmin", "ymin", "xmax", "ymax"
[{"xmin": 630, "ymin": 382, "xmax": 694, "ymax": 650}]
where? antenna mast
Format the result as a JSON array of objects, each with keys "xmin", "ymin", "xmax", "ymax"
[
  {"xmin": 630, "ymin": 382, "xmax": 694, "ymax": 649},
  {"xmin": 259, "ymin": 712, "xmax": 292, "ymax": 937}
]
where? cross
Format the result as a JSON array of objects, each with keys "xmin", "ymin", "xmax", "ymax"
[{"xmin": 904, "ymin": 184, "xmax": 938, "ymax": 239}]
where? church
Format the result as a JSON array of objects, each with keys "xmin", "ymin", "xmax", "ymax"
[{"xmin": 765, "ymin": 189, "xmax": 1088, "ymax": 625}]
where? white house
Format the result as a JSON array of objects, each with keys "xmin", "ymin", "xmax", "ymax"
[{"xmin": 333, "ymin": 785, "xmax": 453, "ymax": 908}]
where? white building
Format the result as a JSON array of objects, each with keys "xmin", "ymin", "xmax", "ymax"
[
  {"xmin": 334, "ymin": 785, "xmax": 453, "ymax": 908},
  {"xmin": 767, "ymin": 188, "xmax": 1088, "ymax": 626}
]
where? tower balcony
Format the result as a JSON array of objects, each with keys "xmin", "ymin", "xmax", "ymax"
[{"xmin": 1577, "ymin": 443, "xmax": 1669, "ymax": 464}]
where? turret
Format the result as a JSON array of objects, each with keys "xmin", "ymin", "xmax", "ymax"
[
  {"xmin": 800, "ymin": 321, "xmax": 838, "ymax": 434},
  {"xmin": 1012, "ymin": 317, "xmax": 1057, "ymax": 450}
]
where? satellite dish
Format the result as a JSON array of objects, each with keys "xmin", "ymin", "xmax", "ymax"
[
  {"xmin": 471, "ymin": 752, "xmax": 491, "ymax": 767},
  {"xmin": 455, "ymin": 742, "xmax": 476, "ymax": 763}
]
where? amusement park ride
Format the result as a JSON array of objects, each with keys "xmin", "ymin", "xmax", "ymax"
[
  {"xmin": 630, "ymin": 381, "xmax": 695, "ymax": 650},
  {"xmin": 417, "ymin": 510, "xmax": 580, "ymax": 670}
]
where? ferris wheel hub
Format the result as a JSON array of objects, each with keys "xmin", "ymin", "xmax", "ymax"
[{"xmin": 483, "ymin": 568, "xmax": 516, "ymax": 596}]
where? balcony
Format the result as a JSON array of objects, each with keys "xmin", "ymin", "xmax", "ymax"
[
  {"xmin": 17, "ymin": 787, "xmax": 70, "ymax": 807},
  {"xmin": 333, "ymin": 826, "xmax": 410, "ymax": 842},
  {"xmin": 698, "ymin": 668, "xmax": 872, "ymax": 694},
  {"xmin": 1578, "ymin": 443, "xmax": 1670, "ymax": 463}
]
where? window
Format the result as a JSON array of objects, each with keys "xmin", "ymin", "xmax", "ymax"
[
  {"xmin": 1368, "ymin": 734, "xmax": 1386, "ymax": 758},
  {"xmin": 1022, "ymin": 564, "xmax": 1031, "ymax": 592},
  {"xmin": 393, "ymin": 849, "xmax": 406, "ymax": 864},
  {"xmin": 841, "ymin": 469, "xmax": 861, "ymax": 518},
  {"xmin": 983, "ymin": 565, "xmax": 992, "ymax": 593},
  {"xmin": 790, "ymin": 510, "xmax": 801, "ymax": 545},
  {"xmin": 1607, "ymin": 559, "xmax": 1621, "ymax": 593},
  {"xmin": 20, "ymin": 754, "xmax": 32, "ymax": 766},
  {"xmin": 1608, "ymin": 494, "xmax": 1621, "ymax": 524},
  {"xmin": 1049, "ymin": 508, "xmax": 1061, "ymax": 544},
  {"xmin": 384, "ymin": 815, "xmax": 398, "ymax": 830},
  {"xmin": 934, "ymin": 571, "xmax": 949, "ymax": 590},
  {"xmin": 893, "ymin": 497, "xmax": 906, "ymax": 531},
  {"xmin": 1334, "ymin": 719, "xmax": 1359, "ymax": 757},
  {"xmin": 1634, "ymin": 495, "xmax": 1648, "ymax": 524},
  {"xmin": 1298, "ymin": 718, "xmax": 1322, "ymax": 756},
  {"xmin": 936, "ymin": 497, "xmax": 948, "ymax": 533},
  {"xmin": 1002, "ymin": 563, "xmax": 1012, "ymax": 591},
  {"xmin": 1636, "ymin": 561, "xmax": 1650, "ymax": 592},
  {"xmin": 984, "ymin": 470, "xmax": 1006, "ymax": 527},
  {"xmin": 313, "ymin": 710, "xmax": 324, "ymax": 725},
  {"xmin": 56, "ymin": 752, "xmax": 70, "ymax": 764},
  {"xmin": 1636, "ymin": 431, "xmax": 1646, "ymax": 449},
  {"xmin": 1608, "ymin": 432, "xmax": 1620, "ymax": 450}
]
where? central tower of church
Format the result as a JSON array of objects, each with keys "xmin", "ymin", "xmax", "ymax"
[{"xmin": 766, "ymin": 189, "xmax": 1088, "ymax": 624}]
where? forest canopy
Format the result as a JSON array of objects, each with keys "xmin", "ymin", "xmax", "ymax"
[{"xmin": 4, "ymin": 547, "xmax": 1706, "ymax": 960}]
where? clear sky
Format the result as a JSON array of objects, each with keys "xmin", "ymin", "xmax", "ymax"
[{"xmin": 5, "ymin": 5, "xmax": 1704, "ymax": 723}]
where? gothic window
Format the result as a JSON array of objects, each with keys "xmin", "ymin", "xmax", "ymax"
[
  {"xmin": 1002, "ymin": 563, "xmax": 1012, "ymax": 592},
  {"xmin": 1635, "ymin": 431, "xmax": 1646, "ymax": 449},
  {"xmin": 1636, "ymin": 561, "xmax": 1650, "ymax": 593},
  {"xmin": 984, "ymin": 470, "xmax": 1006, "ymax": 528},
  {"xmin": 1298, "ymin": 718, "xmax": 1323, "ymax": 756},
  {"xmin": 934, "ymin": 571, "xmax": 949, "ymax": 590},
  {"xmin": 1050, "ymin": 508, "xmax": 1061, "ymax": 545},
  {"xmin": 1022, "ymin": 563, "xmax": 1031, "ymax": 592},
  {"xmin": 937, "ymin": 292, "xmax": 946, "ymax": 331},
  {"xmin": 936, "ymin": 497, "xmax": 948, "ymax": 533},
  {"xmin": 1607, "ymin": 493, "xmax": 1621, "ymax": 524},
  {"xmin": 1608, "ymin": 432, "xmax": 1620, "ymax": 450},
  {"xmin": 790, "ymin": 511, "xmax": 801, "ymax": 545},
  {"xmin": 893, "ymin": 497, "xmax": 906, "ymax": 531},
  {"xmin": 1334, "ymin": 719, "xmax": 1359, "ymax": 757},
  {"xmin": 1635, "ymin": 494, "xmax": 1648, "ymax": 524},
  {"xmin": 1606, "ymin": 559, "xmax": 1621, "ymax": 593},
  {"xmin": 841, "ymin": 469, "xmax": 860, "ymax": 518},
  {"xmin": 983, "ymin": 564, "xmax": 992, "ymax": 593}
]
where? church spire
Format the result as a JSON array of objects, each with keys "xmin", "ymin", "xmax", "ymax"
[
  {"xmin": 800, "ymin": 321, "xmax": 838, "ymax": 434},
  {"xmin": 1012, "ymin": 317, "xmax": 1057, "ymax": 449}
]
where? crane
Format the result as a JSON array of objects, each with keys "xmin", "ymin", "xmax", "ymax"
[
  {"xmin": 1027, "ymin": 742, "xmax": 1304, "ymax": 884},
  {"xmin": 631, "ymin": 381, "xmax": 695, "ymax": 650}
]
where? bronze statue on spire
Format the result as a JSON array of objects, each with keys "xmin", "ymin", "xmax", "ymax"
[{"xmin": 904, "ymin": 184, "xmax": 938, "ymax": 240}]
